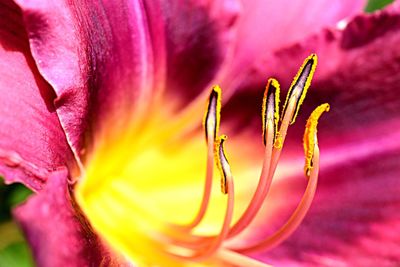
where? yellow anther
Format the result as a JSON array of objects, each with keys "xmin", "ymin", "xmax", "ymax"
[
  {"xmin": 303, "ymin": 103, "xmax": 330, "ymax": 177},
  {"xmin": 273, "ymin": 132, "xmax": 283, "ymax": 149},
  {"xmin": 203, "ymin": 85, "xmax": 222, "ymax": 142},
  {"xmin": 262, "ymin": 78, "xmax": 280, "ymax": 145},
  {"xmin": 215, "ymin": 135, "xmax": 231, "ymax": 194},
  {"xmin": 282, "ymin": 54, "xmax": 318, "ymax": 124}
]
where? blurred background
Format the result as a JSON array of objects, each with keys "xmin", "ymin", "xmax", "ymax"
[
  {"xmin": 0, "ymin": 183, "xmax": 32, "ymax": 267},
  {"xmin": 0, "ymin": 0, "xmax": 394, "ymax": 266}
]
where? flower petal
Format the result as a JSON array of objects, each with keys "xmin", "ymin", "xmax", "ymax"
[
  {"xmin": 13, "ymin": 0, "xmax": 240, "ymax": 165},
  {"xmin": 0, "ymin": 0, "xmax": 74, "ymax": 191},
  {"xmin": 159, "ymin": 0, "xmax": 240, "ymax": 101},
  {"xmin": 12, "ymin": 0, "xmax": 160, "ymax": 165},
  {"xmin": 13, "ymin": 168, "xmax": 129, "ymax": 267},
  {"xmin": 245, "ymin": 2, "xmax": 400, "ymax": 92},
  {"xmin": 222, "ymin": 0, "xmax": 366, "ymax": 88}
]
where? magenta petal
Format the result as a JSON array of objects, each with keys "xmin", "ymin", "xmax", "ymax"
[
  {"xmin": 13, "ymin": 0, "xmax": 161, "ymax": 163},
  {"xmin": 13, "ymin": 168, "xmax": 128, "ymax": 267},
  {"xmin": 0, "ymin": 0, "xmax": 74, "ymax": 191},
  {"xmin": 14, "ymin": 0, "xmax": 241, "ymax": 164},
  {"xmin": 160, "ymin": 0, "xmax": 240, "ymax": 101}
]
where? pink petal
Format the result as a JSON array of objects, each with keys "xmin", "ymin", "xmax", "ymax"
[
  {"xmin": 223, "ymin": 0, "xmax": 366, "ymax": 88},
  {"xmin": 245, "ymin": 1, "xmax": 400, "ymax": 93},
  {"xmin": 13, "ymin": 0, "xmax": 158, "ymax": 165},
  {"xmin": 159, "ymin": 0, "xmax": 241, "ymax": 101},
  {"xmin": 0, "ymin": 0, "xmax": 75, "ymax": 191},
  {"xmin": 13, "ymin": 168, "xmax": 129, "ymax": 267},
  {"xmin": 14, "ymin": 0, "xmax": 240, "ymax": 164}
]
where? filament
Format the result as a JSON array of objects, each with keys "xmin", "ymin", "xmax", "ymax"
[
  {"xmin": 227, "ymin": 79, "xmax": 279, "ymax": 237},
  {"xmin": 181, "ymin": 86, "xmax": 221, "ymax": 229},
  {"xmin": 180, "ymin": 138, "xmax": 215, "ymax": 230},
  {"xmin": 167, "ymin": 137, "xmax": 235, "ymax": 260},
  {"xmin": 232, "ymin": 145, "xmax": 320, "ymax": 253}
]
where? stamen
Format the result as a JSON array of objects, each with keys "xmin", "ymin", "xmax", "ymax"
[
  {"xmin": 232, "ymin": 104, "xmax": 329, "ymax": 253},
  {"xmin": 262, "ymin": 78, "xmax": 280, "ymax": 145},
  {"xmin": 304, "ymin": 103, "xmax": 330, "ymax": 177},
  {"xmin": 204, "ymin": 85, "xmax": 222, "ymax": 142},
  {"xmin": 269, "ymin": 54, "xmax": 318, "ymax": 181},
  {"xmin": 151, "ymin": 76, "xmax": 327, "ymax": 262},
  {"xmin": 228, "ymin": 54, "xmax": 320, "ymax": 239},
  {"xmin": 195, "ymin": 137, "xmax": 234, "ymax": 258},
  {"xmin": 183, "ymin": 86, "xmax": 222, "ymax": 229},
  {"xmin": 281, "ymin": 54, "xmax": 317, "ymax": 124},
  {"xmin": 227, "ymin": 81, "xmax": 277, "ymax": 237},
  {"xmin": 168, "ymin": 136, "xmax": 235, "ymax": 260},
  {"xmin": 221, "ymin": 56, "xmax": 319, "ymax": 238},
  {"xmin": 215, "ymin": 135, "xmax": 231, "ymax": 194}
]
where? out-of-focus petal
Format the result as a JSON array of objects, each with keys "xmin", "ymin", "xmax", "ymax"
[
  {"xmin": 0, "ymin": 0, "xmax": 75, "ymax": 191},
  {"xmin": 13, "ymin": 168, "xmax": 129, "ymax": 267},
  {"xmin": 159, "ymin": 0, "xmax": 240, "ymax": 101},
  {"xmin": 13, "ymin": 0, "xmax": 240, "ymax": 165},
  {"xmin": 246, "ymin": 2, "xmax": 400, "ymax": 90},
  {"xmin": 223, "ymin": 0, "xmax": 366, "ymax": 88}
]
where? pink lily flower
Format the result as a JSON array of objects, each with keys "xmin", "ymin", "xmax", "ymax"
[{"xmin": 1, "ymin": 0, "xmax": 399, "ymax": 266}]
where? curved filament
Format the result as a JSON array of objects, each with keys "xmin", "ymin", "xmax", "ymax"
[{"xmin": 233, "ymin": 146, "xmax": 320, "ymax": 253}]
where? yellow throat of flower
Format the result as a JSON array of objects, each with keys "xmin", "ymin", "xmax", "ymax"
[{"xmin": 75, "ymin": 54, "xmax": 329, "ymax": 266}]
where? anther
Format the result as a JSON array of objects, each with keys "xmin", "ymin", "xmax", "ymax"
[
  {"xmin": 281, "ymin": 54, "xmax": 317, "ymax": 124},
  {"xmin": 304, "ymin": 103, "xmax": 330, "ymax": 177},
  {"xmin": 262, "ymin": 78, "xmax": 280, "ymax": 145},
  {"xmin": 204, "ymin": 86, "xmax": 222, "ymax": 142},
  {"xmin": 215, "ymin": 135, "xmax": 231, "ymax": 194},
  {"xmin": 273, "ymin": 132, "xmax": 283, "ymax": 149}
]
